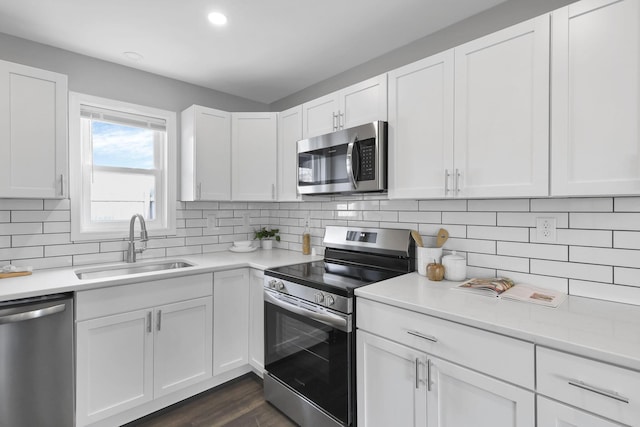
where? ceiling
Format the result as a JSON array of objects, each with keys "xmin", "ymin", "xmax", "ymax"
[{"xmin": 0, "ymin": 0, "xmax": 508, "ymax": 104}]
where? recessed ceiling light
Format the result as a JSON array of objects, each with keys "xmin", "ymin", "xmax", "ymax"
[
  {"xmin": 122, "ymin": 51, "xmax": 144, "ymax": 62},
  {"xmin": 208, "ymin": 11, "xmax": 227, "ymax": 26}
]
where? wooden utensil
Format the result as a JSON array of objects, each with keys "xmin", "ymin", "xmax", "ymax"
[
  {"xmin": 436, "ymin": 228, "xmax": 449, "ymax": 248},
  {"xmin": 0, "ymin": 271, "xmax": 32, "ymax": 279},
  {"xmin": 411, "ymin": 230, "xmax": 424, "ymax": 247}
]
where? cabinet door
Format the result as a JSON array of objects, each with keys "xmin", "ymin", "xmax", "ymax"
[
  {"xmin": 181, "ymin": 105, "xmax": 231, "ymax": 201},
  {"xmin": 357, "ymin": 331, "xmax": 427, "ymax": 427},
  {"xmin": 551, "ymin": 0, "xmax": 640, "ymax": 196},
  {"xmin": 154, "ymin": 297, "xmax": 213, "ymax": 397},
  {"xmin": 248, "ymin": 269, "xmax": 265, "ymax": 374},
  {"xmin": 0, "ymin": 60, "xmax": 67, "ymax": 198},
  {"xmin": 538, "ymin": 396, "xmax": 625, "ymax": 427},
  {"xmin": 231, "ymin": 112, "xmax": 277, "ymax": 201},
  {"xmin": 213, "ymin": 269, "xmax": 250, "ymax": 375},
  {"xmin": 388, "ymin": 51, "xmax": 454, "ymax": 199},
  {"xmin": 302, "ymin": 92, "xmax": 340, "ymax": 138},
  {"xmin": 76, "ymin": 309, "xmax": 153, "ymax": 426},
  {"xmin": 427, "ymin": 357, "xmax": 534, "ymax": 427},
  {"xmin": 277, "ymin": 105, "xmax": 302, "ymax": 201},
  {"xmin": 454, "ymin": 16, "xmax": 550, "ymax": 198},
  {"xmin": 341, "ymin": 74, "xmax": 388, "ymax": 130}
]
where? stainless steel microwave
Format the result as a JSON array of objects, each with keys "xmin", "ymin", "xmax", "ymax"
[{"xmin": 297, "ymin": 121, "xmax": 387, "ymax": 195}]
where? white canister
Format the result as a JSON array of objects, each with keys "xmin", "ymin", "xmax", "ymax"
[
  {"xmin": 416, "ymin": 247, "xmax": 443, "ymax": 276},
  {"xmin": 442, "ymin": 251, "xmax": 466, "ymax": 281}
]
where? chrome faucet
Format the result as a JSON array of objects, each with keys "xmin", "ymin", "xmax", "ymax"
[{"xmin": 126, "ymin": 214, "xmax": 149, "ymax": 263}]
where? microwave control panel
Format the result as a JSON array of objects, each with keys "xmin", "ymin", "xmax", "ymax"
[{"xmin": 359, "ymin": 138, "xmax": 376, "ymax": 181}]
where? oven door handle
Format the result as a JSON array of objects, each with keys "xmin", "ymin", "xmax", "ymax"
[{"xmin": 265, "ymin": 291, "xmax": 349, "ymax": 331}]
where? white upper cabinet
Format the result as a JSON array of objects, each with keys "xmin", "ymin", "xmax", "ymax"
[
  {"xmin": 388, "ymin": 50, "xmax": 454, "ymax": 199},
  {"xmin": 277, "ymin": 105, "xmax": 302, "ymax": 201},
  {"xmin": 302, "ymin": 74, "xmax": 387, "ymax": 138},
  {"xmin": 551, "ymin": 0, "xmax": 640, "ymax": 196},
  {"xmin": 181, "ymin": 105, "xmax": 231, "ymax": 201},
  {"xmin": 0, "ymin": 60, "xmax": 68, "ymax": 198},
  {"xmin": 231, "ymin": 112, "xmax": 278, "ymax": 201},
  {"xmin": 454, "ymin": 15, "xmax": 550, "ymax": 198}
]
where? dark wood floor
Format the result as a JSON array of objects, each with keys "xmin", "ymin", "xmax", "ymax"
[{"xmin": 125, "ymin": 374, "xmax": 298, "ymax": 427}]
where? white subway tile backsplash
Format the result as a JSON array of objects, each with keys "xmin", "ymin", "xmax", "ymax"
[
  {"xmin": 11, "ymin": 210, "xmax": 70, "ymax": 222},
  {"xmin": 540, "ymin": 229, "xmax": 612, "ymax": 247},
  {"xmin": 184, "ymin": 201, "xmax": 219, "ymax": 210},
  {"xmin": 43, "ymin": 222, "xmax": 70, "ymax": 233},
  {"xmin": 380, "ymin": 200, "xmax": 418, "ymax": 211},
  {"xmin": 0, "ymin": 199, "xmax": 43, "ymax": 210},
  {"xmin": 467, "ymin": 253, "xmax": 529, "ymax": 272},
  {"xmin": 531, "ymin": 198, "xmax": 613, "ymax": 212},
  {"xmin": 468, "ymin": 226, "xmax": 529, "ymax": 242},
  {"xmin": 570, "ymin": 213, "xmax": 640, "ymax": 230},
  {"xmin": 45, "ymin": 243, "xmax": 100, "ymax": 257},
  {"xmin": 613, "ymin": 267, "xmax": 640, "ymax": 287},
  {"xmin": 465, "ymin": 266, "xmax": 496, "ymax": 278},
  {"xmin": 571, "ymin": 246, "xmax": 640, "ymax": 268},
  {"xmin": 15, "ymin": 256, "xmax": 72, "ymax": 269},
  {"xmin": 419, "ymin": 224, "xmax": 466, "ymax": 238},
  {"xmin": 348, "ymin": 200, "xmax": 380, "ymax": 211},
  {"xmin": 419, "ymin": 200, "xmax": 467, "ymax": 211},
  {"xmin": 399, "ymin": 211, "xmax": 441, "ymax": 224},
  {"xmin": 12, "ymin": 233, "xmax": 71, "ymax": 247},
  {"xmin": 167, "ymin": 245, "xmax": 202, "ymax": 256},
  {"xmin": 44, "ymin": 199, "xmax": 70, "ymax": 210},
  {"xmin": 0, "ymin": 236, "xmax": 9, "ymax": 248},
  {"xmin": 468, "ymin": 199, "xmax": 529, "ymax": 212},
  {"xmin": 613, "ymin": 231, "xmax": 640, "ymax": 249},
  {"xmin": 445, "ymin": 238, "xmax": 496, "ymax": 254},
  {"xmin": 570, "ymin": 280, "xmax": 640, "ymax": 306},
  {"xmin": 363, "ymin": 211, "xmax": 398, "ymax": 222},
  {"xmin": 497, "ymin": 242, "xmax": 568, "ymax": 261},
  {"xmin": 498, "ymin": 212, "xmax": 568, "ymax": 228},
  {"xmin": 0, "ymin": 212, "xmax": 9, "ymax": 223},
  {"xmin": 0, "ymin": 223, "xmax": 43, "ymax": 235},
  {"xmin": 496, "ymin": 270, "xmax": 568, "ymax": 293},
  {"xmin": 73, "ymin": 252, "xmax": 123, "ymax": 266},
  {"xmin": 443, "ymin": 211, "xmax": 496, "ymax": 226},
  {"xmin": 186, "ymin": 236, "xmax": 220, "ymax": 246},
  {"xmin": 0, "ymin": 246, "xmax": 43, "ymax": 260},
  {"xmin": 530, "ymin": 260, "xmax": 612, "ymax": 283},
  {"xmin": 614, "ymin": 197, "xmax": 640, "ymax": 212}
]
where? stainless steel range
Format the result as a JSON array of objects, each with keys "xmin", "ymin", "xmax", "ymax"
[{"xmin": 263, "ymin": 226, "xmax": 415, "ymax": 427}]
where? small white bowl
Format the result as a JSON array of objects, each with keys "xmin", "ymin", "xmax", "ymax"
[{"xmin": 233, "ymin": 240, "xmax": 252, "ymax": 248}]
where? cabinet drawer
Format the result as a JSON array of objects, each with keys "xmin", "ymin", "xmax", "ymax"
[
  {"xmin": 537, "ymin": 346, "xmax": 640, "ymax": 425},
  {"xmin": 76, "ymin": 273, "xmax": 213, "ymax": 320},
  {"xmin": 356, "ymin": 298, "xmax": 534, "ymax": 389}
]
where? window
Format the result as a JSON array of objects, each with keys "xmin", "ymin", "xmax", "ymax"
[{"xmin": 69, "ymin": 93, "xmax": 176, "ymax": 241}]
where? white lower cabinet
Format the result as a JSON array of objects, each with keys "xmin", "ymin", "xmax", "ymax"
[
  {"xmin": 248, "ymin": 269, "xmax": 265, "ymax": 374},
  {"xmin": 213, "ymin": 269, "xmax": 250, "ymax": 375},
  {"xmin": 427, "ymin": 357, "xmax": 534, "ymax": 427},
  {"xmin": 357, "ymin": 331, "xmax": 428, "ymax": 427},
  {"xmin": 75, "ymin": 274, "xmax": 213, "ymax": 427},
  {"xmin": 356, "ymin": 298, "xmax": 535, "ymax": 427},
  {"xmin": 537, "ymin": 397, "xmax": 626, "ymax": 427}
]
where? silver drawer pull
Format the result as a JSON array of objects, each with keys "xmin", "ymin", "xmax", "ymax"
[
  {"xmin": 407, "ymin": 330, "xmax": 438, "ymax": 343},
  {"xmin": 568, "ymin": 380, "xmax": 630, "ymax": 404}
]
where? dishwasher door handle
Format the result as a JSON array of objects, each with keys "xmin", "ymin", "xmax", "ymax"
[{"xmin": 0, "ymin": 303, "xmax": 66, "ymax": 325}]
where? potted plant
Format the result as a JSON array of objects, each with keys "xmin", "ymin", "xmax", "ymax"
[{"xmin": 254, "ymin": 227, "xmax": 280, "ymax": 250}]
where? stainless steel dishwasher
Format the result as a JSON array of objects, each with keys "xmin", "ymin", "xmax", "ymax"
[{"xmin": 0, "ymin": 293, "xmax": 74, "ymax": 427}]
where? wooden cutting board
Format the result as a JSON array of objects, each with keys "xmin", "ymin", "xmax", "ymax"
[{"xmin": 0, "ymin": 271, "xmax": 32, "ymax": 279}]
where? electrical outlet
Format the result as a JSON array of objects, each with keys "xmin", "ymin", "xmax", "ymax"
[
  {"xmin": 536, "ymin": 217, "xmax": 557, "ymax": 243},
  {"xmin": 206, "ymin": 213, "xmax": 219, "ymax": 231}
]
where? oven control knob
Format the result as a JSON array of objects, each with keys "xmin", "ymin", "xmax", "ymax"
[
  {"xmin": 325, "ymin": 295, "xmax": 335, "ymax": 306},
  {"xmin": 275, "ymin": 281, "xmax": 285, "ymax": 291},
  {"xmin": 314, "ymin": 293, "xmax": 324, "ymax": 304},
  {"xmin": 268, "ymin": 279, "xmax": 277, "ymax": 289}
]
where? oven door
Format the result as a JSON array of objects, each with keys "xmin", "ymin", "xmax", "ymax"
[{"xmin": 264, "ymin": 288, "xmax": 352, "ymax": 425}]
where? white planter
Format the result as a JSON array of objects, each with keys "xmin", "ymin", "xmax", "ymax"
[{"xmin": 261, "ymin": 240, "xmax": 273, "ymax": 250}]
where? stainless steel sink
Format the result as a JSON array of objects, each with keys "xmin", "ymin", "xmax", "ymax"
[{"xmin": 75, "ymin": 260, "xmax": 194, "ymax": 280}]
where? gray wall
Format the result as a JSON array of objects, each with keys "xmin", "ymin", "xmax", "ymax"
[
  {"xmin": 0, "ymin": 32, "xmax": 267, "ymax": 113},
  {"xmin": 270, "ymin": 0, "xmax": 578, "ymax": 111}
]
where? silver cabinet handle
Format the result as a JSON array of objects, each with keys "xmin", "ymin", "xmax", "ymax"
[
  {"xmin": 455, "ymin": 169, "xmax": 461, "ymax": 194},
  {"xmin": 444, "ymin": 169, "xmax": 450, "ymax": 195},
  {"xmin": 59, "ymin": 174, "xmax": 65, "ymax": 197},
  {"xmin": 415, "ymin": 358, "xmax": 421, "ymax": 389},
  {"xmin": 197, "ymin": 183, "xmax": 202, "ymax": 200},
  {"xmin": 272, "ymin": 183, "xmax": 275, "ymax": 200},
  {"xmin": 339, "ymin": 111, "xmax": 344, "ymax": 129},
  {"xmin": 146, "ymin": 311, "xmax": 152, "ymax": 333},
  {"xmin": 156, "ymin": 310, "xmax": 162, "ymax": 331},
  {"xmin": 0, "ymin": 303, "xmax": 65, "ymax": 325},
  {"xmin": 332, "ymin": 112, "xmax": 338, "ymax": 131},
  {"xmin": 568, "ymin": 380, "xmax": 630, "ymax": 404},
  {"xmin": 407, "ymin": 330, "xmax": 438, "ymax": 343},
  {"xmin": 427, "ymin": 359, "xmax": 433, "ymax": 391}
]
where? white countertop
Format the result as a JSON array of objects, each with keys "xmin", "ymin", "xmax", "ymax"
[
  {"xmin": 355, "ymin": 273, "xmax": 640, "ymax": 371},
  {"xmin": 0, "ymin": 249, "xmax": 322, "ymax": 302}
]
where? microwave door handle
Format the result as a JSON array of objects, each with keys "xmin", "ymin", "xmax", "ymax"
[{"xmin": 346, "ymin": 134, "xmax": 358, "ymax": 189}]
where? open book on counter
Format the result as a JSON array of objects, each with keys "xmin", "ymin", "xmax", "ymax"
[{"xmin": 455, "ymin": 277, "xmax": 568, "ymax": 308}]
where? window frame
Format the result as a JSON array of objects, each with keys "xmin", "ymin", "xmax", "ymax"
[{"xmin": 69, "ymin": 92, "xmax": 176, "ymax": 242}]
